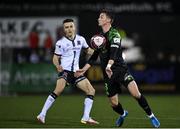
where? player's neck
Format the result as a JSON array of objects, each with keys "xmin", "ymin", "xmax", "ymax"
[
  {"xmin": 102, "ymin": 24, "xmax": 111, "ymax": 33},
  {"xmin": 66, "ymin": 34, "xmax": 75, "ymax": 40}
]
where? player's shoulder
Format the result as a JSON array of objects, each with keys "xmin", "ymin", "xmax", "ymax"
[
  {"xmin": 109, "ymin": 27, "xmax": 121, "ymax": 38},
  {"xmin": 75, "ymin": 34, "xmax": 86, "ymax": 41},
  {"xmin": 55, "ymin": 37, "xmax": 66, "ymax": 45}
]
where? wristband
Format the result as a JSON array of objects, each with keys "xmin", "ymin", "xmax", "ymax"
[{"xmin": 107, "ymin": 64, "xmax": 112, "ymax": 68}]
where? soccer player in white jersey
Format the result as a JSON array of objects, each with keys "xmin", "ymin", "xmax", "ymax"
[{"xmin": 37, "ymin": 19, "xmax": 99, "ymax": 125}]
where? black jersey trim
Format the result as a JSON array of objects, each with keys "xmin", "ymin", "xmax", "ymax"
[
  {"xmin": 65, "ymin": 35, "xmax": 76, "ymax": 41},
  {"xmin": 71, "ymin": 51, "xmax": 76, "ymax": 71},
  {"xmin": 54, "ymin": 53, "xmax": 62, "ymax": 56}
]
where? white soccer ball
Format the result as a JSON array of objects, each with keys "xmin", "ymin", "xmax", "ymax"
[{"xmin": 90, "ymin": 35, "xmax": 106, "ymax": 49}]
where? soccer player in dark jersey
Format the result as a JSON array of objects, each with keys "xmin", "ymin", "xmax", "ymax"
[{"xmin": 75, "ymin": 9, "xmax": 160, "ymax": 128}]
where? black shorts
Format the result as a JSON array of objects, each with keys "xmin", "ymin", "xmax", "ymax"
[
  {"xmin": 104, "ymin": 65, "xmax": 134, "ymax": 97},
  {"xmin": 58, "ymin": 70, "xmax": 86, "ymax": 86}
]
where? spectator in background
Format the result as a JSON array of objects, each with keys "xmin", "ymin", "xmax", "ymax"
[
  {"xmin": 56, "ymin": 26, "xmax": 65, "ymax": 40},
  {"xmin": 44, "ymin": 30, "xmax": 53, "ymax": 49},
  {"xmin": 29, "ymin": 29, "xmax": 39, "ymax": 49},
  {"xmin": 17, "ymin": 53, "xmax": 26, "ymax": 64},
  {"xmin": 29, "ymin": 50, "xmax": 39, "ymax": 64},
  {"xmin": 28, "ymin": 29, "xmax": 40, "ymax": 63},
  {"xmin": 44, "ymin": 30, "xmax": 53, "ymax": 62}
]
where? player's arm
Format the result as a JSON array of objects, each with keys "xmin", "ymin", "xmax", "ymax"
[
  {"xmin": 87, "ymin": 50, "xmax": 99, "ymax": 68},
  {"xmin": 85, "ymin": 47, "xmax": 94, "ymax": 56},
  {"xmin": 53, "ymin": 54, "xmax": 63, "ymax": 72},
  {"xmin": 82, "ymin": 50, "xmax": 99, "ymax": 71},
  {"xmin": 53, "ymin": 40, "xmax": 64, "ymax": 72},
  {"xmin": 109, "ymin": 35, "xmax": 121, "ymax": 64},
  {"xmin": 78, "ymin": 47, "xmax": 94, "ymax": 73},
  {"xmin": 84, "ymin": 47, "xmax": 95, "ymax": 60},
  {"xmin": 106, "ymin": 33, "xmax": 121, "ymax": 78},
  {"xmin": 75, "ymin": 50, "xmax": 99, "ymax": 77},
  {"xmin": 106, "ymin": 44, "xmax": 120, "ymax": 67}
]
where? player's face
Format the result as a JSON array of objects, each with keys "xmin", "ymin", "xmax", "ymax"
[
  {"xmin": 63, "ymin": 22, "xmax": 76, "ymax": 39},
  {"xmin": 98, "ymin": 13, "xmax": 111, "ymax": 26}
]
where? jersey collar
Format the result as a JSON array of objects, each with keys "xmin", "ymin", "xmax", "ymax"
[{"xmin": 65, "ymin": 35, "xmax": 76, "ymax": 41}]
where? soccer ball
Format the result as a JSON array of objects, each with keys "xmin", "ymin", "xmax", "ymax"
[{"xmin": 90, "ymin": 34, "xmax": 106, "ymax": 49}]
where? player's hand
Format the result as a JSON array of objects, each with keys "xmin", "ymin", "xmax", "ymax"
[
  {"xmin": 106, "ymin": 66, "xmax": 113, "ymax": 78},
  {"xmin": 74, "ymin": 69, "xmax": 85, "ymax": 77},
  {"xmin": 56, "ymin": 65, "xmax": 63, "ymax": 72}
]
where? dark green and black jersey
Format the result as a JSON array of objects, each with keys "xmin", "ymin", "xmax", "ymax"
[
  {"xmin": 88, "ymin": 27, "xmax": 134, "ymax": 96},
  {"xmin": 88, "ymin": 27, "xmax": 126, "ymax": 77}
]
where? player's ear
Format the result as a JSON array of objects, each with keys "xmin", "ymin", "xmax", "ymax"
[
  {"xmin": 107, "ymin": 17, "xmax": 112, "ymax": 23},
  {"xmin": 110, "ymin": 19, "xmax": 114, "ymax": 24}
]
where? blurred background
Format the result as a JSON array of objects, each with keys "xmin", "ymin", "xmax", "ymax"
[{"xmin": 0, "ymin": 0, "xmax": 180, "ymax": 95}]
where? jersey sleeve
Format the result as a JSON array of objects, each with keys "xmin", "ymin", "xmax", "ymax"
[
  {"xmin": 82, "ymin": 37, "xmax": 89, "ymax": 49},
  {"xmin": 109, "ymin": 29, "xmax": 121, "ymax": 48},
  {"xmin": 54, "ymin": 41, "xmax": 63, "ymax": 56},
  {"xmin": 109, "ymin": 29, "xmax": 122, "ymax": 60}
]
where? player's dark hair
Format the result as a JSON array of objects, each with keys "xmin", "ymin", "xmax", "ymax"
[
  {"xmin": 63, "ymin": 19, "xmax": 74, "ymax": 24},
  {"xmin": 100, "ymin": 8, "xmax": 114, "ymax": 23}
]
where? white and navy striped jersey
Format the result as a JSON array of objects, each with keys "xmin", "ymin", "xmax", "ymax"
[{"xmin": 54, "ymin": 34, "xmax": 89, "ymax": 72}]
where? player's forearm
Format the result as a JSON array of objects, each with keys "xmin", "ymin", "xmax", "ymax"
[
  {"xmin": 82, "ymin": 63, "xmax": 91, "ymax": 71},
  {"xmin": 87, "ymin": 50, "xmax": 99, "ymax": 65},
  {"xmin": 110, "ymin": 47, "xmax": 119, "ymax": 61},
  {"xmin": 86, "ymin": 47, "xmax": 94, "ymax": 56},
  {"xmin": 53, "ymin": 55, "xmax": 60, "ymax": 68},
  {"xmin": 85, "ymin": 47, "xmax": 94, "ymax": 60}
]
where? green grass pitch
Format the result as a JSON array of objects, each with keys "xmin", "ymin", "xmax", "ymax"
[{"xmin": 0, "ymin": 94, "xmax": 180, "ymax": 128}]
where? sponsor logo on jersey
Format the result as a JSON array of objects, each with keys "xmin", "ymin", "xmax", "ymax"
[
  {"xmin": 111, "ymin": 44, "xmax": 119, "ymax": 48},
  {"xmin": 113, "ymin": 38, "xmax": 120, "ymax": 43},
  {"xmin": 77, "ymin": 41, "xmax": 81, "ymax": 45}
]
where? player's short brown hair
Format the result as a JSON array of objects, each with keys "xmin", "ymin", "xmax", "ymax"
[
  {"xmin": 100, "ymin": 8, "xmax": 114, "ymax": 23},
  {"xmin": 63, "ymin": 19, "xmax": 74, "ymax": 24}
]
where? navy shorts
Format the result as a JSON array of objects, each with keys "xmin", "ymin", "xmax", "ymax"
[{"xmin": 58, "ymin": 70, "xmax": 86, "ymax": 86}]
